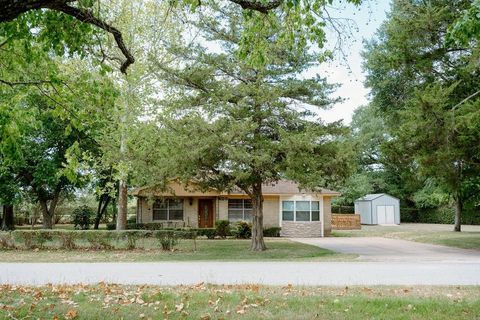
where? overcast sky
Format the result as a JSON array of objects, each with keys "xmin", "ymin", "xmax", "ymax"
[{"xmin": 315, "ymin": 0, "xmax": 391, "ymax": 124}]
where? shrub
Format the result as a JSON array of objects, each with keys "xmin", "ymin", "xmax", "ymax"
[
  {"xmin": 117, "ymin": 231, "xmax": 142, "ymax": 250},
  {"xmin": 155, "ymin": 230, "xmax": 179, "ymax": 250},
  {"xmin": 12, "ymin": 230, "xmax": 52, "ymax": 249},
  {"xmin": 106, "ymin": 223, "xmax": 116, "ymax": 230},
  {"xmin": 232, "ymin": 221, "xmax": 252, "ymax": 239},
  {"xmin": 215, "ymin": 220, "xmax": 230, "ymax": 239},
  {"xmin": 57, "ymin": 231, "xmax": 77, "ymax": 250},
  {"xmin": 202, "ymin": 228, "xmax": 217, "ymax": 239},
  {"xmin": 0, "ymin": 233, "xmax": 15, "ymax": 249},
  {"xmin": 72, "ymin": 206, "xmax": 94, "ymax": 230},
  {"xmin": 263, "ymin": 227, "xmax": 281, "ymax": 237},
  {"xmin": 84, "ymin": 231, "xmax": 113, "ymax": 250}
]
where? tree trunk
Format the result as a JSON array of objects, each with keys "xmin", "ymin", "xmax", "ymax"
[
  {"xmin": 116, "ymin": 180, "xmax": 128, "ymax": 230},
  {"xmin": 1, "ymin": 204, "xmax": 15, "ymax": 231},
  {"xmin": 250, "ymin": 182, "xmax": 266, "ymax": 251},
  {"xmin": 94, "ymin": 194, "xmax": 111, "ymax": 229},
  {"xmin": 40, "ymin": 200, "xmax": 54, "ymax": 229},
  {"xmin": 454, "ymin": 196, "xmax": 462, "ymax": 232}
]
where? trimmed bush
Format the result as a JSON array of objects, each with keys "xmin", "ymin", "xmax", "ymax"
[
  {"xmin": 12, "ymin": 230, "xmax": 52, "ymax": 249},
  {"xmin": 232, "ymin": 221, "xmax": 252, "ymax": 239},
  {"xmin": 155, "ymin": 230, "xmax": 179, "ymax": 250},
  {"xmin": 57, "ymin": 231, "xmax": 77, "ymax": 250},
  {"xmin": 215, "ymin": 220, "xmax": 230, "ymax": 239},
  {"xmin": 72, "ymin": 205, "xmax": 94, "ymax": 230},
  {"xmin": 116, "ymin": 230, "xmax": 143, "ymax": 250},
  {"xmin": 263, "ymin": 227, "xmax": 281, "ymax": 237},
  {"xmin": 84, "ymin": 231, "xmax": 113, "ymax": 250},
  {"xmin": 0, "ymin": 233, "xmax": 15, "ymax": 249},
  {"xmin": 202, "ymin": 229, "xmax": 217, "ymax": 239},
  {"xmin": 7, "ymin": 229, "xmax": 197, "ymax": 251}
]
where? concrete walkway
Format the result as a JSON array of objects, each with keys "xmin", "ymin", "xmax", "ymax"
[
  {"xmin": 293, "ymin": 237, "xmax": 480, "ymax": 262},
  {"xmin": 1, "ymin": 261, "xmax": 480, "ymax": 286}
]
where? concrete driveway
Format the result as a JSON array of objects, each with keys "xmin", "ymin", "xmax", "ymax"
[{"xmin": 293, "ymin": 237, "xmax": 480, "ymax": 262}]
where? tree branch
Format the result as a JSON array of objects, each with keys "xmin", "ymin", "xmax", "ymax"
[
  {"xmin": 45, "ymin": 2, "xmax": 134, "ymax": 74},
  {"xmin": 229, "ymin": 0, "xmax": 284, "ymax": 13}
]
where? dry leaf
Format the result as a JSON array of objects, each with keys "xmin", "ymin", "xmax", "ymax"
[
  {"xmin": 175, "ymin": 302, "xmax": 184, "ymax": 312},
  {"xmin": 65, "ymin": 309, "xmax": 78, "ymax": 319}
]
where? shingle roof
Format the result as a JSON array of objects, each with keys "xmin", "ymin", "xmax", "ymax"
[
  {"xmin": 226, "ymin": 180, "xmax": 340, "ymax": 196},
  {"xmin": 132, "ymin": 179, "xmax": 340, "ymax": 197}
]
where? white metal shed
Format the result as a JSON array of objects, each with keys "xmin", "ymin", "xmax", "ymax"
[{"xmin": 354, "ymin": 194, "xmax": 400, "ymax": 225}]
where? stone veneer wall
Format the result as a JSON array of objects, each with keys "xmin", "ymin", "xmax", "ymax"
[{"xmin": 280, "ymin": 221, "xmax": 323, "ymax": 238}]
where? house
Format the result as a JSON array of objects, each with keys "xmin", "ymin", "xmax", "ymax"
[
  {"xmin": 354, "ymin": 193, "xmax": 400, "ymax": 225},
  {"xmin": 132, "ymin": 180, "xmax": 340, "ymax": 237}
]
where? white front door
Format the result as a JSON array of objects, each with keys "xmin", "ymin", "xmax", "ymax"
[{"xmin": 377, "ymin": 205, "xmax": 395, "ymax": 224}]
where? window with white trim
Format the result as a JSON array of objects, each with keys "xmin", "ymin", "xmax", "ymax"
[
  {"xmin": 228, "ymin": 199, "xmax": 252, "ymax": 221},
  {"xmin": 153, "ymin": 199, "xmax": 184, "ymax": 221},
  {"xmin": 282, "ymin": 200, "xmax": 320, "ymax": 222}
]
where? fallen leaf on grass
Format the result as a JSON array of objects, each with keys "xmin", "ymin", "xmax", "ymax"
[
  {"xmin": 65, "ymin": 309, "xmax": 78, "ymax": 319},
  {"xmin": 175, "ymin": 302, "xmax": 184, "ymax": 311}
]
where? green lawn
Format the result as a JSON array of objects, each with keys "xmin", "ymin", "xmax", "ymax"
[
  {"xmin": 333, "ymin": 223, "xmax": 480, "ymax": 250},
  {"xmin": 0, "ymin": 239, "xmax": 353, "ymax": 262},
  {"xmin": 1, "ymin": 284, "xmax": 479, "ymax": 319}
]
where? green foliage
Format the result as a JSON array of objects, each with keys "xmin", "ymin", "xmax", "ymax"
[
  {"xmin": 447, "ymin": 0, "xmax": 480, "ymax": 45},
  {"xmin": 117, "ymin": 230, "xmax": 142, "ymax": 250},
  {"xmin": 5, "ymin": 230, "xmax": 199, "ymax": 250},
  {"xmin": 201, "ymin": 228, "xmax": 217, "ymax": 240},
  {"xmin": 361, "ymin": 0, "xmax": 480, "ymax": 227},
  {"xmin": 0, "ymin": 233, "xmax": 15, "ymax": 249},
  {"xmin": 263, "ymin": 227, "xmax": 281, "ymax": 237},
  {"xmin": 215, "ymin": 220, "xmax": 231, "ymax": 239},
  {"xmin": 85, "ymin": 231, "xmax": 113, "ymax": 250},
  {"xmin": 155, "ymin": 230, "xmax": 180, "ymax": 250},
  {"xmin": 57, "ymin": 231, "xmax": 77, "ymax": 250},
  {"xmin": 72, "ymin": 205, "xmax": 94, "ymax": 230},
  {"xmin": 11, "ymin": 230, "xmax": 52, "ymax": 249},
  {"xmin": 232, "ymin": 221, "xmax": 252, "ymax": 239}
]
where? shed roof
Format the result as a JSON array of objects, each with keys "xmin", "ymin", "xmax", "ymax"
[{"xmin": 355, "ymin": 193, "xmax": 399, "ymax": 201}]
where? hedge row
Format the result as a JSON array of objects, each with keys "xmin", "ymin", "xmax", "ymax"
[
  {"xmin": 107, "ymin": 220, "xmax": 282, "ymax": 238},
  {"xmin": 401, "ymin": 207, "xmax": 480, "ymax": 225},
  {"xmin": 0, "ymin": 230, "xmax": 197, "ymax": 251}
]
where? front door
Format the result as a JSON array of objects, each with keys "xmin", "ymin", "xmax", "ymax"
[{"xmin": 198, "ymin": 199, "xmax": 214, "ymax": 228}]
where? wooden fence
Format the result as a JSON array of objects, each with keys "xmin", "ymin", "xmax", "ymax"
[{"xmin": 331, "ymin": 214, "xmax": 361, "ymax": 230}]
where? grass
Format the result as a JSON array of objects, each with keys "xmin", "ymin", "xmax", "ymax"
[
  {"xmin": 0, "ymin": 239, "xmax": 353, "ymax": 262},
  {"xmin": 1, "ymin": 284, "xmax": 479, "ymax": 319},
  {"xmin": 333, "ymin": 223, "xmax": 480, "ymax": 250}
]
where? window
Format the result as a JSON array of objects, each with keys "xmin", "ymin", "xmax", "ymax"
[
  {"xmin": 296, "ymin": 201, "xmax": 310, "ymax": 221},
  {"xmin": 282, "ymin": 200, "xmax": 321, "ymax": 222},
  {"xmin": 153, "ymin": 199, "xmax": 184, "ymax": 221},
  {"xmin": 282, "ymin": 201, "xmax": 294, "ymax": 221},
  {"xmin": 228, "ymin": 199, "xmax": 252, "ymax": 221}
]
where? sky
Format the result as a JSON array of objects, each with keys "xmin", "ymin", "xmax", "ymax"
[{"xmin": 315, "ymin": 0, "xmax": 391, "ymax": 124}]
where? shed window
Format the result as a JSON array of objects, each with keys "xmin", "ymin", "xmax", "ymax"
[
  {"xmin": 153, "ymin": 199, "xmax": 184, "ymax": 221},
  {"xmin": 282, "ymin": 200, "xmax": 320, "ymax": 222},
  {"xmin": 228, "ymin": 199, "xmax": 252, "ymax": 221}
]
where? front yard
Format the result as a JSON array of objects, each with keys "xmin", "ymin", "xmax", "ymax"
[
  {"xmin": 0, "ymin": 239, "xmax": 354, "ymax": 262},
  {"xmin": 1, "ymin": 284, "xmax": 479, "ymax": 319},
  {"xmin": 333, "ymin": 223, "xmax": 480, "ymax": 250}
]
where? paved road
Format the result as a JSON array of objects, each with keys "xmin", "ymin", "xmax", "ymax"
[
  {"xmin": 1, "ymin": 261, "xmax": 480, "ymax": 286},
  {"xmin": 293, "ymin": 237, "xmax": 480, "ymax": 262}
]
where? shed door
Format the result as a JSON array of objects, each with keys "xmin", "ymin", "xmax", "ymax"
[{"xmin": 377, "ymin": 205, "xmax": 395, "ymax": 224}]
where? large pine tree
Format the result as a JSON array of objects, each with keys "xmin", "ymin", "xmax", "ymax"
[{"xmin": 147, "ymin": 3, "xmax": 353, "ymax": 250}]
